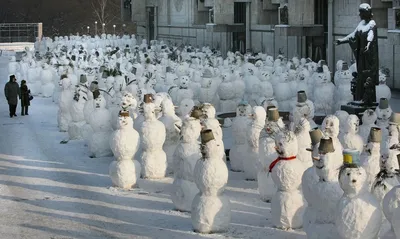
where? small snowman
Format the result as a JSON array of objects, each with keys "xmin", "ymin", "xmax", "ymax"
[
  {"xmin": 313, "ymin": 66, "xmax": 335, "ymax": 115},
  {"xmin": 191, "ymin": 129, "xmax": 231, "ymax": 234},
  {"xmin": 230, "ymin": 101, "xmax": 252, "ymax": 172},
  {"xmin": 383, "ymin": 155, "xmax": 400, "ymax": 238},
  {"xmin": 321, "ymin": 115, "xmax": 343, "ymax": 171},
  {"xmin": 171, "ymin": 108, "xmax": 203, "ymax": 212},
  {"xmin": 341, "ymin": 114, "xmax": 364, "ymax": 154},
  {"xmin": 335, "ymin": 149, "xmax": 382, "ymax": 239},
  {"xmin": 303, "ymin": 137, "xmax": 343, "ymax": 239},
  {"xmin": 66, "ymin": 85, "xmax": 88, "ymax": 141},
  {"xmin": 270, "ymin": 130, "xmax": 306, "ymax": 230},
  {"xmin": 109, "ymin": 111, "xmax": 141, "ymax": 189},
  {"xmin": 376, "ymin": 68, "xmax": 391, "ymax": 102},
  {"xmin": 173, "ymin": 75, "xmax": 194, "ymax": 106},
  {"xmin": 140, "ymin": 94, "xmax": 167, "ymax": 179},
  {"xmin": 376, "ymin": 98, "xmax": 392, "ymax": 128},
  {"xmin": 58, "ymin": 75, "xmax": 74, "ymax": 132},
  {"xmin": 361, "ymin": 127, "xmax": 382, "ymax": 188},
  {"xmin": 88, "ymin": 94, "xmax": 113, "ymax": 158},
  {"xmin": 258, "ymin": 107, "xmax": 284, "ymax": 202},
  {"xmin": 359, "ymin": 109, "xmax": 378, "ymax": 144},
  {"xmin": 244, "ymin": 106, "xmax": 266, "ymax": 180},
  {"xmin": 217, "ymin": 71, "xmax": 237, "ymax": 113},
  {"xmin": 335, "ymin": 110, "xmax": 350, "ymax": 144},
  {"xmin": 41, "ymin": 63, "xmax": 55, "ymax": 97},
  {"xmin": 159, "ymin": 98, "xmax": 182, "ymax": 174}
]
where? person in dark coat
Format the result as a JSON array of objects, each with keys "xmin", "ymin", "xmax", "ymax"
[
  {"xmin": 20, "ymin": 80, "xmax": 30, "ymax": 115},
  {"xmin": 4, "ymin": 75, "xmax": 20, "ymax": 118}
]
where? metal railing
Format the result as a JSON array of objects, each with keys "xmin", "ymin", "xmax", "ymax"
[{"xmin": 0, "ymin": 23, "xmax": 43, "ymax": 43}]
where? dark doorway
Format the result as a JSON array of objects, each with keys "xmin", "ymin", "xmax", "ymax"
[
  {"xmin": 232, "ymin": 2, "xmax": 246, "ymax": 53},
  {"xmin": 307, "ymin": 0, "xmax": 328, "ymax": 62},
  {"xmin": 147, "ymin": 7, "xmax": 155, "ymax": 41}
]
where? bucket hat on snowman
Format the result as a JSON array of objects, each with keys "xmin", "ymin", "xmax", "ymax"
[
  {"xmin": 119, "ymin": 110, "xmax": 130, "ymax": 117},
  {"xmin": 342, "ymin": 62, "xmax": 349, "ymax": 71},
  {"xmin": 318, "ymin": 137, "xmax": 335, "ymax": 154},
  {"xmin": 306, "ymin": 127, "xmax": 323, "ymax": 152},
  {"xmin": 389, "ymin": 112, "xmax": 400, "ymax": 125},
  {"xmin": 378, "ymin": 98, "xmax": 389, "ymax": 110},
  {"xmin": 368, "ymin": 127, "xmax": 382, "ymax": 143},
  {"xmin": 296, "ymin": 91, "xmax": 308, "ymax": 107},
  {"xmin": 267, "ymin": 107, "xmax": 280, "ymax": 122},
  {"xmin": 143, "ymin": 94, "xmax": 154, "ymax": 103}
]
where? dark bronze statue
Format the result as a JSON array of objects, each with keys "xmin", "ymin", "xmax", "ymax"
[{"xmin": 336, "ymin": 3, "xmax": 379, "ymax": 105}]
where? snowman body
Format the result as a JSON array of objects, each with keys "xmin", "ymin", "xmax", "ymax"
[
  {"xmin": 230, "ymin": 104, "xmax": 252, "ymax": 172},
  {"xmin": 159, "ymin": 98, "xmax": 182, "ymax": 174},
  {"xmin": 244, "ymin": 106, "xmax": 266, "ymax": 180},
  {"xmin": 336, "ymin": 166, "xmax": 382, "ymax": 239},
  {"xmin": 270, "ymin": 131, "xmax": 306, "ymax": 229},
  {"xmin": 171, "ymin": 117, "xmax": 201, "ymax": 212},
  {"xmin": 361, "ymin": 141, "xmax": 381, "ymax": 188},
  {"xmin": 191, "ymin": 135, "xmax": 231, "ymax": 233},
  {"xmin": 140, "ymin": 102, "xmax": 167, "ymax": 179},
  {"xmin": 109, "ymin": 114, "xmax": 141, "ymax": 188},
  {"xmin": 88, "ymin": 95, "xmax": 113, "ymax": 158}
]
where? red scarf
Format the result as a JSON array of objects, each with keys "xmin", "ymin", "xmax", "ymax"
[{"xmin": 268, "ymin": 156, "xmax": 297, "ymax": 172}]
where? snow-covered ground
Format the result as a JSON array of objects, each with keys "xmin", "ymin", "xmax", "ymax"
[{"xmin": 0, "ymin": 56, "xmax": 308, "ymax": 238}]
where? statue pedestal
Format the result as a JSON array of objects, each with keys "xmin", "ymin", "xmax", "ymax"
[{"xmin": 341, "ymin": 101, "xmax": 379, "ymax": 120}]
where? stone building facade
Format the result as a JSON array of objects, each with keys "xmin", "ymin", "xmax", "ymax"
[{"xmin": 129, "ymin": 0, "xmax": 400, "ymax": 89}]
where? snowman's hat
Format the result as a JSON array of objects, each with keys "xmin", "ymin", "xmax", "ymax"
[
  {"xmin": 342, "ymin": 62, "xmax": 349, "ymax": 71},
  {"xmin": 306, "ymin": 127, "xmax": 323, "ymax": 151},
  {"xmin": 203, "ymin": 68, "xmax": 213, "ymax": 78},
  {"xmin": 119, "ymin": 110, "xmax": 130, "ymax": 117},
  {"xmin": 290, "ymin": 64, "xmax": 296, "ymax": 70},
  {"xmin": 80, "ymin": 74, "xmax": 87, "ymax": 83},
  {"xmin": 389, "ymin": 112, "xmax": 400, "ymax": 125},
  {"xmin": 319, "ymin": 60, "xmax": 327, "ymax": 67},
  {"xmin": 166, "ymin": 66, "xmax": 172, "ymax": 73},
  {"xmin": 124, "ymin": 48, "xmax": 130, "ymax": 53},
  {"xmin": 190, "ymin": 107, "xmax": 203, "ymax": 119},
  {"xmin": 297, "ymin": 91, "xmax": 307, "ymax": 104},
  {"xmin": 61, "ymin": 74, "xmax": 68, "ymax": 79},
  {"xmin": 266, "ymin": 105, "xmax": 276, "ymax": 111},
  {"xmin": 144, "ymin": 94, "xmax": 153, "ymax": 103},
  {"xmin": 343, "ymin": 148, "xmax": 361, "ymax": 166},
  {"xmin": 93, "ymin": 89, "xmax": 100, "ymax": 99},
  {"xmin": 201, "ymin": 129, "xmax": 215, "ymax": 144},
  {"xmin": 102, "ymin": 71, "xmax": 108, "ymax": 79},
  {"xmin": 268, "ymin": 107, "xmax": 280, "ymax": 122},
  {"xmin": 318, "ymin": 137, "xmax": 335, "ymax": 154},
  {"xmin": 368, "ymin": 127, "xmax": 382, "ymax": 143},
  {"xmin": 99, "ymin": 66, "xmax": 106, "ymax": 72},
  {"xmin": 316, "ymin": 66, "xmax": 324, "ymax": 73},
  {"xmin": 379, "ymin": 98, "xmax": 389, "ymax": 109}
]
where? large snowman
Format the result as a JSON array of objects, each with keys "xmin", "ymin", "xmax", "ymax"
[{"xmin": 41, "ymin": 63, "xmax": 55, "ymax": 97}]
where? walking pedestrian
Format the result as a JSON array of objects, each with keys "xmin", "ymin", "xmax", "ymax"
[
  {"xmin": 4, "ymin": 75, "xmax": 20, "ymax": 118},
  {"xmin": 20, "ymin": 80, "xmax": 30, "ymax": 115}
]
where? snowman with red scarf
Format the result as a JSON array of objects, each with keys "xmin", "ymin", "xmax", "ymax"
[{"xmin": 270, "ymin": 130, "xmax": 306, "ymax": 230}]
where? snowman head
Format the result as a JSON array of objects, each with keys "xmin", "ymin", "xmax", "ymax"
[
  {"xmin": 94, "ymin": 95, "xmax": 106, "ymax": 109},
  {"xmin": 121, "ymin": 92, "xmax": 137, "ymax": 111},
  {"xmin": 178, "ymin": 98, "xmax": 195, "ymax": 117},
  {"xmin": 143, "ymin": 102, "xmax": 157, "ymax": 120},
  {"xmin": 255, "ymin": 60, "xmax": 264, "ymax": 68},
  {"xmin": 179, "ymin": 75, "xmax": 190, "ymax": 89},
  {"xmin": 376, "ymin": 105, "xmax": 392, "ymax": 121},
  {"xmin": 236, "ymin": 102, "xmax": 251, "ymax": 117},
  {"xmin": 378, "ymin": 73, "xmax": 387, "ymax": 85},
  {"xmin": 379, "ymin": 151, "xmax": 399, "ymax": 174},
  {"xmin": 339, "ymin": 165, "xmax": 367, "ymax": 197},
  {"xmin": 362, "ymin": 109, "xmax": 377, "ymax": 125},
  {"xmin": 60, "ymin": 76, "xmax": 71, "ymax": 89},
  {"xmin": 118, "ymin": 111, "xmax": 133, "ymax": 129},
  {"xmin": 201, "ymin": 103, "xmax": 216, "ymax": 119},
  {"xmin": 345, "ymin": 115, "xmax": 360, "ymax": 134},
  {"xmin": 280, "ymin": 72, "xmax": 289, "ymax": 81},
  {"xmin": 275, "ymin": 131, "xmax": 298, "ymax": 158},
  {"xmin": 334, "ymin": 110, "xmax": 350, "ymax": 132},
  {"xmin": 161, "ymin": 98, "xmax": 175, "ymax": 116},
  {"xmin": 250, "ymin": 106, "xmax": 266, "ymax": 125},
  {"xmin": 297, "ymin": 68, "xmax": 310, "ymax": 81},
  {"xmin": 221, "ymin": 72, "xmax": 231, "ymax": 82},
  {"xmin": 180, "ymin": 117, "xmax": 202, "ymax": 143},
  {"xmin": 321, "ymin": 115, "xmax": 339, "ymax": 138}
]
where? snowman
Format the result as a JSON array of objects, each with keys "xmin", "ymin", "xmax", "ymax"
[
  {"xmin": 244, "ymin": 106, "xmax": 266, "ymax": 180},
  {"xmin": 376, "ymin": 98, "xmax": 392, "ymax": 128},
  {"xmin": 191, "ymin": 129, "xmax": 231, "ymax": 233},
  {"xmin": 270, "ymin": 130, "xmax": 306, "ymax": 229},
  {"xmin": 321, "ymin": 115, "xmax": 343, "ymax": 171},
  {"xmin": 172, "ymin": 75, "xmax": 194, "ymax": 106},
  {"xmin": 81, "ymin": 86, "xmax": 98, "ymax": 145},
  {"xmin": 230, "ymin": 102, "xmax": 252, "ymax": 172},
  {"xmin": 198, "ymin": 69, "xmax": 219, "ymax": 107},
  {"xmin": 313, "ymin": 66, "xmax": 335, "ymax": 115},
  {"xmin": 159, "ymin": 98, "xmax": 182, "ymax": 174},
  {"xmin": 57, "ymin": 75, "xmax": 74, "ymax": 132},
  {"xmin": 171, "ymin": 108, "xmax": 202, "ymax": 212},
  {"xmin": 88, "ymin": 94, "xmax": 113, "ymax": 158},
  {"xmin": 140, "ymin": 94, "xmax": 167, "ymax": 179},
  {"xmin": 217, "ymin": 71, "xmax": 237, "ymax": 113},
  {"xmin": 109, "ymin": 110, "xmax": 141, "ymax": 189},
  {"xmin": 341, "ymin": 114, "xmax": 364, "ymax": 154},
  {"xmin": 303, "ymin": 137, "xmax": 343, "ymax": 239},
  {"xmin": 8, "ymin": 56, "xmax": 19, "ymax": 76},
  {"xmin": 376, "ymin": 68, "xmax": 391, "ymax": 102},
  {"xmin": 335, "ymin": 110, "xmax": 350, "ymax": 144},
  {"xmin": 335, "ymin": 149, "xmax": 382, "ymax": 239},
  {"xmin": 258, "ymin": 107, "xmax": 284, "ymax": 202},
  {"xmin": 362, "ymin": 127, "xmax": 383, "ymax": 185},
  {"xmin": 65, "ymin": 85, "xmax": 87, "ymax": 142},
  {"xmin": 41, "ymin": 63, "xmax": 55, "ymax": 97},
  {"xmin": 334, "ymin": 62, "xmax": 353, "ymax": 111},
  {"xmin": 359, "ymin": 109, "xmax": 378, "ymax": 144}
]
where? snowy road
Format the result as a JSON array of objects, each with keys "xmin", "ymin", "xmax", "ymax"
[{"xmin": 0, "ymin": 57, "xmax": 307, "ymax": 239}]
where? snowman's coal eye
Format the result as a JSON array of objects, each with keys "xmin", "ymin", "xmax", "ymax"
[{"xmin": 347, "ymin": 173, "xmax": 350, "ymax": 176}]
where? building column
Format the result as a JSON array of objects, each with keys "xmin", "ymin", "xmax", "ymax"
[
  {"xmin": 327, "ymin": 0, "xmax": 334, "ymax": 71},
  {"xmin": 154, "ymin": 6, "xmax": 158, "ymax": 40},
  {"xmin": 246, "ymin": 1, "xmax": 251, "ymax": 51}
]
